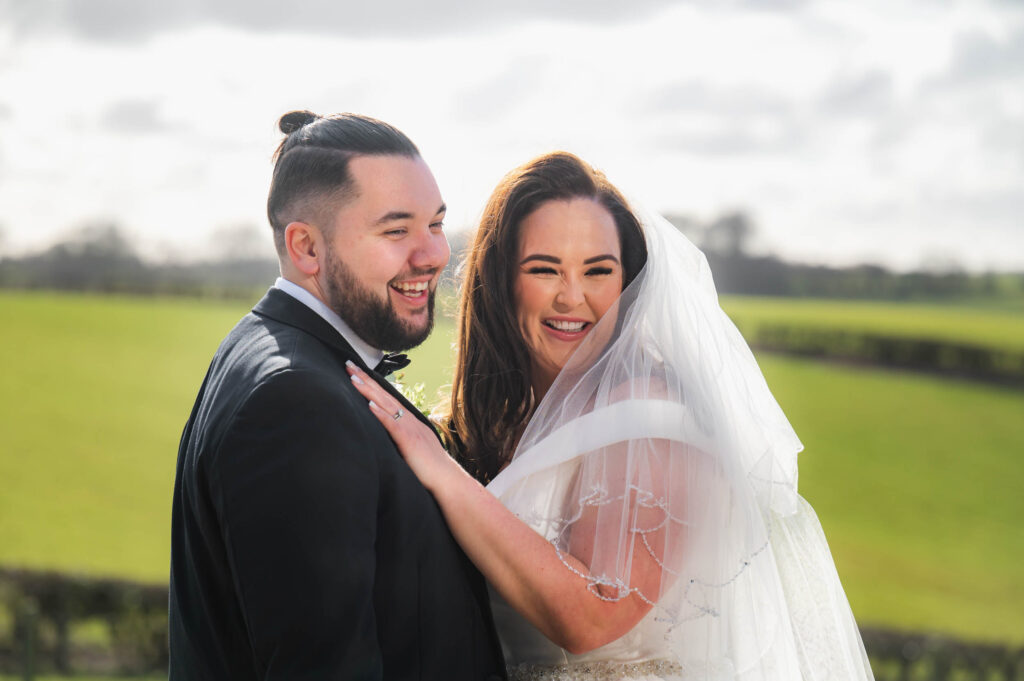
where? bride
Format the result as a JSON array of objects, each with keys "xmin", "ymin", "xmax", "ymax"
[{"xmin": 346, "ymin": 152, "xmax": 875, "ymax": 681}]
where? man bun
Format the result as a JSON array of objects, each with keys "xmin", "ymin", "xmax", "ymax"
[
  {"xmin": 278, "ymin": 110, "xmax": 321, "ymax": 135},
  {"xmin": 266, "ymin": 111, "xmax": 420, "ymax": 257}
]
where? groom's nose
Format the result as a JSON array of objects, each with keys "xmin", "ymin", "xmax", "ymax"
[{"xmin": 408, "ymin": 227, "xmax": 450, "ymax": 272}]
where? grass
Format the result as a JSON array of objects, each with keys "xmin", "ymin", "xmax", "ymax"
[
  {"xmin": 1, "ymin": 289, "xmax": 1022, "ymax": 644},
  {"xmin": 757, "ymin": 355, "xmax": 1024, "ymax": 643},
  {"xmin": 0, "ymin": 290, "xmax": 251, "ymax": 582},
  {"xmin": 721, "ymin": 295, "xmax": 1024, "ymax": 353}
]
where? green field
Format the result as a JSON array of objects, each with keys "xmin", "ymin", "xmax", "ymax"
[
  {"xmin": 0, "ymin": 291, "xmax": 250, "ymax": 582},
  {"xmin": 758, "ymin": 355, "xmax": 1024, "ymax": 643},
  {"xmin": 1, "ymin": 290, "xmax": 1022, "ymax": 644},
  {"xmin": 722, "ymin": 295, "xmax": 1024, "ymax": 352}
]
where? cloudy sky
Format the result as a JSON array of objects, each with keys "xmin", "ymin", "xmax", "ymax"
[{"xmin": 1, "ymin": 0, "xmax": 1022, "ymax": 271}]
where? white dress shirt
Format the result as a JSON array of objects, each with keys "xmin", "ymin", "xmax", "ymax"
[{"xmin": 273, "ymin": 276, "xmax": 385, "ymax": 370}]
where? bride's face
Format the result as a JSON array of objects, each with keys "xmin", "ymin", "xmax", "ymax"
[{"xmin": 514, "ymin": 198, "xmax": 624, "ymax": 396}]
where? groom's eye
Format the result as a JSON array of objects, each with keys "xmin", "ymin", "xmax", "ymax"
[{"xmin": 430, "ymin": 220, "xmax": 445, "ymax": 231}]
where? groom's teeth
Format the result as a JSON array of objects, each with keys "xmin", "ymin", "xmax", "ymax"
[
  {"xmin": 546, "ymin": 320, "xmax": 586, "ymax": 332},
  {"xmin": 393, "ymin": 281, "xmax": 429, "ymax": 293}
]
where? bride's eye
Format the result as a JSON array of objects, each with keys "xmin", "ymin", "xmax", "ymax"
[
  {"xmin": 526, "ymin": 266, "xmax": 558, "ymax": 275},
  {"xmin": 586, "ymin": 267, "xmax": 613, "ymax": 276}
]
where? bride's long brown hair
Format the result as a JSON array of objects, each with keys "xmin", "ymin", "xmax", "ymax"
[{"xmin": 436, "ymin": 152, "xmax": 647, "ymax": 483}]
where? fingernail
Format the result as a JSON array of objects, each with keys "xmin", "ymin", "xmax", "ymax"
[
  {"xmin": 368, "ymin": 400, "xmax": 378, "ymax": 410},
  {"xmin": 345, "ymin": 360, "xmax": 356, "ymax": 370},
  {"xmin": 350, "ymin": 374, "xmax": 363, "ymax": 385}
]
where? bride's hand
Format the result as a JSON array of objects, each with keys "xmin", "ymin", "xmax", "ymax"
[{"xmin": 345, "ymin": 361, "xmax": 459, "ymax": 492}]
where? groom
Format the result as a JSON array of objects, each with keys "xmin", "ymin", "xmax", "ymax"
[{"xmin": 168, "ymin": 112, "xmax": 506, "ymax": 680}]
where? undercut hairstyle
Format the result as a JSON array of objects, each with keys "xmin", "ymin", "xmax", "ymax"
[
  {"xmin": 266, "ymin": 110, "xmax": 420, "ymax": 256},
  {"xmin": 437, "ymin": 151, "xmax": 648, "ymax": 483}
]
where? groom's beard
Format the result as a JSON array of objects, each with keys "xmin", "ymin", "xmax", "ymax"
[{"xmin": 323, "ymin": 245, "xmax": 437, "ymax": 353}]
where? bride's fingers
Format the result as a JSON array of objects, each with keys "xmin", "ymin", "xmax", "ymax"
[
  {"xmin": 357, "ymin": 386, "xmax": 404, "ymax": 435},
  {"xmin": 365, "ymin": 399, "xmax": 399, "ymax": 429},
  {"xmin": 343, "ymin": 362, "xmax": 442, "ymax": 462},
  {"xmin": 346, "ymin": 360, "xmax": 413, "ymax": 436},
  {"xmin": 345, "ymin": 360, "xmax": 388, "ymax": 400}
]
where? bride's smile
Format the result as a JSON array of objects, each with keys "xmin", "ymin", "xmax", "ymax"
[{"xmin": 541, "ymin": 316, "xmax": 591, "ymax": 337}]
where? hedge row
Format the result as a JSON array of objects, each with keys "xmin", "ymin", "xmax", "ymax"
[
  {"xmin": 863, "ymin": 627, "xmax": 1024, "ymax": 680},
  {"xmin": 3, "ymin": 567, "xmax": 1023, "ymax": 679},
  {"xmin": 745, "ymin": 324, "xmax": 1024, "ymax": 387},
  {"xmin": 0, "ymin": 568, "xmax": 166, "ymax": 676}
]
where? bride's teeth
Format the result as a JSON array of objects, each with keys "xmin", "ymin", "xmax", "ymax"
[{"xmin": 547, "ymin": 320, "xmax": 586, "ymax": 332}]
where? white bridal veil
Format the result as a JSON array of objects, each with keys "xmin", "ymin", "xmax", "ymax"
[{"xmin": 487, "ymin": 208, "xmax": 875, "ymax": 680}]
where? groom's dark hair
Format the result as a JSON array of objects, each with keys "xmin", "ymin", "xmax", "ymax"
[{"xmin": 266, "ymin": 110, "xmax": 420, "ymax": 256}]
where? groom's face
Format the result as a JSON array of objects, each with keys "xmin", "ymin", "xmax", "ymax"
[{"xmin": 321, "ymin": 154, "xmax": 449, "ymax": 352}]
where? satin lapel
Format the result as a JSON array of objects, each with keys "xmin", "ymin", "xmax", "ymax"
[{"xmin": 252, "ymin": 288, "xmax": 440, "ymax": 439}]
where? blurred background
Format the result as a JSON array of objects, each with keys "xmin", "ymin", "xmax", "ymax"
[{"xmin": 1, "ymin": 0, "xmax": 1022, "ymax": 679}]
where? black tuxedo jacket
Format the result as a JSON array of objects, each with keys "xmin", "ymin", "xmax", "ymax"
[{"xmin": 169, "ymin": 288, "xmax": 506, "ymax": 680}]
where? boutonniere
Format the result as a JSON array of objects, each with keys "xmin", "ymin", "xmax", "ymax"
[{"xmin": 390, "ymin": 372, "xmax": 428, "ymax": 412}]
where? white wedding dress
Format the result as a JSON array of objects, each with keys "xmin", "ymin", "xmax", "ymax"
[{"xmin": 484, "ymin": 209, "xmax": 875, "ymax": 681}]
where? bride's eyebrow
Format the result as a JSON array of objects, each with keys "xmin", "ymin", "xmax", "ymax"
[
  {"xmin": 519, "ymin": 254, "xmax": 621, "ymax": 266},
  {"xmin": 520, "ymin": 254, "xmax": 560, "ymax": 265}
]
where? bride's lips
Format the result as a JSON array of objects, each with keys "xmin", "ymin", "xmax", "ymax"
[
  {"xmin": 389, "ymin": 278, "xmax": 432, "ymax": 308},
  {"xmin": 541, "ymin": 316, "xmax": 592, "ymax": 341}
]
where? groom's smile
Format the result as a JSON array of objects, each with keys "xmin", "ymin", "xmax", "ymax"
[{"xmin": 389, "ymin": 276, "xmax": 433, "ymax": 306}]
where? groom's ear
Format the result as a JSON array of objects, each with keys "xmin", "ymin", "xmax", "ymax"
[{"xmin": 284, "ymin": 221, "xmax": 322, "ymax": 276}]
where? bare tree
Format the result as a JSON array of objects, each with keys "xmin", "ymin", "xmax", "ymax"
[
  {"xmin": 206, "ymin": 222, "xmax": 275, "ymax": 262},
  {"xmin": 663, "ymin": 213, "xmax": 705, "ymax": 244},
  {"xmin": 703, "ymin": 211, "xmax": 754, "ymax": 256}
]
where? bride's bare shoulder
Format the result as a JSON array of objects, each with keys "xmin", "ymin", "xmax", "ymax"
[{"xmin": 607, "ymin": 368, "xmax": 671, "ymax": 403}]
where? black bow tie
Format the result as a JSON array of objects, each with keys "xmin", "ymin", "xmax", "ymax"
[{"xmin": 373, "ymin": 352, "xmax": 411, "ymax": 377}]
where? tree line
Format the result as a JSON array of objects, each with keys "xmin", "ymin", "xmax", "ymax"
[
  {"xmin": 0, "ymin": 223, "xmax": 278, "ymax": 299},
  {"xmin": 665, "ymin": 211, "xmax": 1023, "ymax": 301},
  {"xmin": 1, "ymin": 217, "xmax": 1021, "ymax": 301}
]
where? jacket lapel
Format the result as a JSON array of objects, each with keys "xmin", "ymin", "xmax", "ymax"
[{"xmin": 252, "ymin": 287, "xmax": 439, "ymax": 436}]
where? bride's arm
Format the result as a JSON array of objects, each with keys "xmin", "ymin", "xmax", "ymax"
[{"xmin": 345, "ymin": 362, "xmax": 662, "ymax": 654}]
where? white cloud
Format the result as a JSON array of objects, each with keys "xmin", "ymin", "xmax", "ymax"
[
  {"xmin": 0, "ymin": 0, "xmax": 1021, "ymax": 271},
  {"xmin": 6, "ymin": 0, "xmax": 683, "ymax": 42}
]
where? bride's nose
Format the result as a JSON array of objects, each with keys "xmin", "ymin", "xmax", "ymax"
[{"xmin": 554, "ymin": 275, "xmax": 584, "ymax": 309}]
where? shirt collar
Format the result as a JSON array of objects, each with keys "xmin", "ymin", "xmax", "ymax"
[{"xmin": 273, "ymin": 277, "xmax": 385, "ymax": 370}]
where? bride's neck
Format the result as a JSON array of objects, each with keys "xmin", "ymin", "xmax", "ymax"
[{"xmin": 530, "ymin": 370, "xmax": 554, "ymax": 406}]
